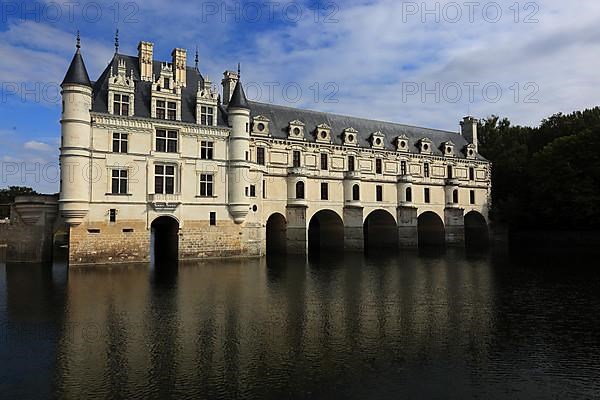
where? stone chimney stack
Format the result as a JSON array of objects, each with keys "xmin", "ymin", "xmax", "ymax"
[
  {"xmin": 221, "ymin": 70, "xmax": 239, "ymax": 106},
  {"xmin": 460, "ymin": 116, "xmax": 478, "ymax": 152},
  {"xmin": 172, "ymin": 48, "xmax": 187, "ymax": 87},
  {"xmin": 138, "ymin": 41, "xmax": 153, "ymax": 82}
]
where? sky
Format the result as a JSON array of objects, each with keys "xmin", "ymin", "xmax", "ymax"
[{"xmin": 1, "ymin": 0, "xmax": 599, "ymax": 193}]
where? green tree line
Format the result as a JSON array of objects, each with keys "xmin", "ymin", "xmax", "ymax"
[{"xmin": 478, "ymin": 107, "xmax": 600, "ymax": 230}]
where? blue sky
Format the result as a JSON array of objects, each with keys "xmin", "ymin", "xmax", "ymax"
[{"xmin": 1, "ymin": 0, "xmax": 600, "ymax": 192}]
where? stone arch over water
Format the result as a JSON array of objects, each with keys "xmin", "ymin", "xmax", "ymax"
[
  {"xmin": 464, "ymin": 211, "xmax": 489, "ymax": 248},
  {"xmin": 417, "ymin": 211, "xmax": 445, "ymax": 247},
  {"xmin": 363, "ymin": 209, "xmax": 398, "ymax": 252},
  {"xmin": 266, "ymin": 213, "xmax": 287, "ymax": 255},
  {"xmin": 308, "ymin": 209, "xmax": 344, "ymax": 255},
  {"xmin": 151, "ymin": 215, "xmax": 179, "ymax": 264}
]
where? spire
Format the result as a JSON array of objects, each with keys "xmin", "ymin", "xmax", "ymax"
[
  {"xmin": 228, "ymin": 64, "xmax": 249, "ymax": 110},
  {"xmin": 195, "ymin": 46, "xmax": 199, "ymax": 71},
  {"xmin": 237, "ymin": 63, "xmax": 241, "ymax": 78},
  {"xmin": 62, "ymin": 31, "xmax": 92, "ymax": 87},
  {"xmin": 114, "ymin": 28, "xmax": 119, "ymax": 54}
]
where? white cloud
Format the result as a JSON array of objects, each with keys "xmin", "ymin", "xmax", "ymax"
[{"xmin": 24, "ymin": 140, "xmax": 53, "ymax": 152}]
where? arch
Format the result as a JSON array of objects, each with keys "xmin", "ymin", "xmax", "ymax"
[
  {"xmin": 308, "ymin": 209, "xmax": 344, "ymax": 255},
  {"xmin": 363, "ymin": 210, "xmax": 398, "ymax": 252},
  {"xmin": 266, "ymin": 213, "xmax": 287, "ymax": 255},
  {"xmin": 295, "ymin": 181, "xmax": 305, "ymax": 199},
  {"xmin": 417, "ymin": 211, "xmax": 445, "ymax": 247},
  {"xmin": 464, "ymin": 211, "xmax": 489, "ymax": 248},
  {"xmin": 352, "ymin": 184, "xmax": 360, "ymax": 201},
  {"xmin": 151, "ymin": 215, "xmax": 179, "ymax": 265}
]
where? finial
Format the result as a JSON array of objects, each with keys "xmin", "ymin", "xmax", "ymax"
[
  {"xmin": 237, "ymin": 63, "xmax": 241, "ymax": 78},
  {"xmin": 195, "ymin": 46, "xmax": 199, "ymax": 70},
  {"xmin": 76, "ymin": 30, "xmax": 81, "ymax": 50},
  {"xmin": 114, "ymin": 28, "xmax": 119, "ymax": 53}
]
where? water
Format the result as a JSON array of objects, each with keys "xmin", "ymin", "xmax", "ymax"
[{"xmin": 1, "ymin": 248, "xmax": 600, "ymax": 399}]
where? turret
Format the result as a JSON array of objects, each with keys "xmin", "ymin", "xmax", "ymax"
[
  {"xmin": 59, "ymin": 31, "xmax": 92, "ymax": 226},
  {"xmin": 227, "ymin": 65, "xmax": 251, "ymax": 224},
  {"xmin": 460, "ymin": 116, "xmax": 478, "ymax": 152}
]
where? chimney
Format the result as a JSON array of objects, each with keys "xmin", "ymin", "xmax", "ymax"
[
  {"xmin": 172, "ymin": 48, "xmax": 187, "ymax": 87},
  {"xmin": 221, "ymin": 70, "xmax": 239, "ymax": 106},
  {"xmin": 460, "ymin": 116, "xmax": 478, "ymax": 152},
  {"xmin": 138, "ymin": 41, "xmax": 153, "ymax": 82}
]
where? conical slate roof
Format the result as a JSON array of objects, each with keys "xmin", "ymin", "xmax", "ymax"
[
  {"xmin": 62, "ymin": 49, "xmax": 91, "ymax": 87},
  {"xmin": 228, "ymin": 80, "xmax": 249, "ymax": 109}
]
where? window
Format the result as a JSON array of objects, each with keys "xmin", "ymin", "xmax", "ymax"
[
  {"xmin": 348, "ymin": 156, "xmax": 355, "ymax": 172},
  {"xmin": 469, "ymin": 167, "xmax": 475, "ymax": 181},
  {"xmin": 210, "ymin": 212, "xmax": 216, "ymax": 226},
  {"xmin": 200, "ymin": 141, "xmax": 214, "ymax": 160},
  {"xmin": 376, "ymin": 158, "xmax": 382, "ymax": 174},
  {"xmin": 453, "ymin": 189, "xmax": 459, "ymax": 204},
  {"xmin": 167, "ymin": 101, "xmax": 176, "ymax": 120},
  {"xmin": 424, "ymin": 162, "xmax": 430, "ymax": 178},
  {"xmin": 296, "ymin": 181, "xmax": 305, "ymax": 199},
  {"xmin": 111, "ymin": 169, "xmax": 128, "ymax": 194},
  {"xmin": 155, "ymin": 165, "xmax": 176, "ymax": 194},
  {"xmin": 401, "ymin": 161, "xmax": 407, "ymax": 175},
  {"xmin": 200, "ymin": 105, "xmax": 214, "ymax": 125},
  {"xmin": 376, "ymin": 185, "xmax": 383, "ymax": 202},
  {"xmin": 293, "ymin": 150, "xmax": 301, "ymax": 167},
  {"xmin": 249, "ymin": 184, "xmax": 256, "ymax": 197},
  {"xmin": 112, "ymin": 132, "xmax": 128, "ymax": 153},
  {"xmin": 109, "ymin": 209, "xmax": 116, "ymax": 223},
  {"xmin": 113, "ymin": 93, "xmax": 129, "ymax": 116},
  {"xmin": 156, "ymin": 130, "xmax": 178, "ymax": 153},
  {"xmin": 163, "ymin": 77, "xmax": 169, "ymax": 88},
  {"xmin": 156, "ymin": 100, "xmax": 166, "ymax": 119},
  {"xmin": 256, "ymin": 147, "xmax": 265, "ymax": 166},
  {"xmin": 320, "ymin": 153, "xmax": 328, "ymax": 170},
  {"xmin": 262, "ymin": 180, "xmax": 266, "ymax": 199},
  {"xmin": 405, "ymin": 187, "xmax": 412, "ymax": 202},
  {"xmin": 470, "ymin": 190, "xmax": 475, "ymax": 205},
  {"xmin": 352, "ymin": 184, "xmax": 360, "ymax": 201},
  {"xmin": 424, "ymin": 188, "xmax": 430, "ymax": 203},
  {"xmin": 447, "ymin": 165, "xmax": 453, "ymax": 179},
  {"xmin": 321, "ymin": 182, "xmax": 329, "ymax": 200},
  {"xmin": 199, "ymin": 174, "xmax": 214, "ymax": 197}
]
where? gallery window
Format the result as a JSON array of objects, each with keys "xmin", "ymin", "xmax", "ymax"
[
  {"xmin": 296, "ymin": 181, "xmax": 305, "ymax": 199},
  {"xmin": 352, "ymin": 184, "xmax": 360, "ymax": 201},
  {"xmin": 400, "ymin": 160, "xmax": 407, "ymax": 175},
  {"xmin": 113, "ymin": 93, "xmax": 130, "ymax": 116},
  {"xmin": 376, "ymin": 185, "xmax": 383, "ymax": 202},
  {"xmin": 200, "ymin": 105, "xmax": 214, "ymax": 125},
  {"xmin": 155, "ymin": 165, "xmax": 176, "ymax": 194},
  {"xmin": 256, "ymin": 147, "xmax": 266, "ymax": 166},
  {"xmin": 112, "ymin": 132, "xmax": 128, "ymax": 153},
  {"xmin": 376, "ymin": 159, "xmax": 382, "ymax": 174},
  {"xmin": 320, "ymin": 153, "xmax": 328, "ymax": 170},
  {"xmin": 200, "ymin": 141, "xmax": 214, "ymax": 160},
  {"xmin": 348, "ymin": 156, "xmax": 355, "ymax": 172},
  {"xmin": 321, "ymin": 182, "xmax": 329, "ymax": 200},
  {"xmin": 199, "ymin": 174, "xmax": 214, "ymax": 197},
  {"xmin": 293, "ymin": 150, "xmax": 301, "ymax": 168},
  {"xmin": 111, "ymin": 169, "xmax": 128, "ymax": 194},
  {"xmin": 424, "ymin": 163, "xmax": 430, "ymax": 178},
  {"xmin": 156, "ymin": 130, "xmax": 178, "ymax": 153}
]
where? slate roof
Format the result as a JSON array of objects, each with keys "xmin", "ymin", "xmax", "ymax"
[
  {"xmin": 228, "ymin": 80, "xmax": 250, "ymax": 109},
  {"xmin": 62, "ymin": 50, "xmax": 92, "ymax": 87},
  {"xmin": 89, "ymin": 54, "xmax": 482, "ymax": 159}
]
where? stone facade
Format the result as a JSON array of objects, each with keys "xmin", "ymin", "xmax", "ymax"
[{"xmin": 59, "ymin": 36, "xmax": 492, "ymax": 266}]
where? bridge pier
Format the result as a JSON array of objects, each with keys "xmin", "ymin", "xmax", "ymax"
[
  {"xmin": 397, "ymin": 206, "xmax": 418, "ymax": 247},
  {"xmin": 343, "ymin": 206, "xmax": 364, "ymax": 251},
  {"xmin": 285, "ymin": 205, "xmax": 307, "ymax": 254},
  {"xmin": 444, "ymin": 207, "xmax": 465, "ymax": 246}
]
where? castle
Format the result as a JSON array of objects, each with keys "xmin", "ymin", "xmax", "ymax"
[{"xmin": 59, "ymin": 34, "xmax": 491, "ymax": 265}]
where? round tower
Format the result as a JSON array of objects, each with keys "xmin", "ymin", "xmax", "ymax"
[
  {"xmin": 59, "ymin": 32, "xmax": 92, "ymax": 226},
  {"xmin": 227, "ymin": 66, "xmax": 251, "ymax": 224}
]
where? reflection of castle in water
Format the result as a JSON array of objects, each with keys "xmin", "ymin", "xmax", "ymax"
[{"xmin": 51, "ymin": 254, "xmax": 495, "ymax": 397}]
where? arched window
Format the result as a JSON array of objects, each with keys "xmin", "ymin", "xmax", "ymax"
[
  {"xmin": 405, "ymin": 187, "xmax": 412, "ymax": 202},
  {"xmin": 352, "ymin": 184, "xmax": 360, "ymax": 201},
  {"xmin": 453, "ymin": 189, "xmax": 459, "ymax": 204},
  {"xmin": 296, "ymin": 181, "xmax": 305, "ymax": 199}
]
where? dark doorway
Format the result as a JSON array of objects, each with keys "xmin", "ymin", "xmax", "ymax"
[
  {"xmin": 308, "ymin": 210, "xmax": 344, "ymax": 256},
  {"xmin": 417, "ymin": 211, "xmax": 445, "ymax": 247},
  {"xmin": 364, "ymin": 210, "xmax": 398, "ymax": 252},
  {"xmin": 151, "ymin": 216, "xmax": 179, "ymax": 266},
  {"xmin": 464, "ymin": 211, "xmax": 489, "ymax": 248},
  {"xmin": 266, "ymin": 213, "xmax": 287, "ymax": 255}
]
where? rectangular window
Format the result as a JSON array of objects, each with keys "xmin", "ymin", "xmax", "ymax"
[
  {"xmin": 376, "ymin": 159, "xmax": 382, "ymax": 174},
  {"xmin": 111, "ymin": 169, "xmax": 128, "ymax": 194},
  {"xmin": 210, "ymin": 212, "xmax": 216, "ymax": 226},
  {"xmin": 469, "ymin": 167, "xmax": 475, "ymax": 181},
  {"xmin": 424, "ymin": 163, "xmax": 430, "ymax": 178},
  {"xmin": 470, "ymin": 190, "xmax": 475, "ymax": 205},
  {"xmin": 256, "ymin": 147, "xmax": 265, "ymax": 166},
  {"xmin": 109, "ymin": 209, "xmax": 116, "ymax": 223},
  {"xmin": 200, "ymin": 105, "xmax": 214, "ymax": 125},
  {"xmin": 156, "ymin": 130, "xmax": 178, "ymax": 153},
  {"xmin": 400, "ymin": 160, "xmax": 407, "ymax": 175},
  {"xmin": 249, "ymin": 184, "xmax": 256, "ymax": 197},
  {"xmin": 199, "ymin": 174, "xmax": 214, "ymax": 197},
  {"xmin": 376, "ymin": 185, "xmax": 383, "ymax": 202},
  {"xmin": 447, "ymin": 165, "xmax": 453, "ymax": 178},
  {"xmin": 113, "ymin": 93, "xmax": 130, "ymax": 116},
  {"xmin": 262, "ymin": 180, "xmax": 266, "ymax": 199},
  {"xmin": 321, "ymin": 182, "xmax": 329, "ymax": 200},
  {"xmin": 321, "ymin": 153, "xmax": 328, "ymax": 170},
  {"xmin": 167, "ymin": 101, "xmax": 177, "ymax": 120},
  {"xmin": 112, "ymin": 132, "xmax": 128, "ymax": 153},
  {"xmin": 348, "ymin": 156, "xmax": 355, "ymax": 172},
  {"xmin": 200, "ymin": 141, "xmax": 214, "ymax": 160},
  {"xmin": 155, "ymin": 164, "xmax": 176, "ymax": 194},
  {"xmin": 156, "ymin": 100, "xmax": 166, "ymax": 119},
  {"xmin": 293, "ymin": 150, "xmax": 301, "ymax": 168},
  {"xmin": 424, "ymin": 188, "xmax": 430, "ymax": 203}
]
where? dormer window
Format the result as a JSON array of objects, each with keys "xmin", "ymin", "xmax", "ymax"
[
  {"xmin": 108, "ymin": 58, "xmax": 135, "ymax": 117},
  {"xmin": 196, "ymin": 78, "xmax": 218, "ymax": 127},
  {"xmin": 396, "ymin": 134, "xmax": 409, "ymax": 152},
  {"xmin": 252, "ymin": 115, "xmax": 270, "ymax": 136},
  {"xmin": 419, "ymin": 138, "xmax": 433, "ymax": 154},
  {"xmin": 200, "ymin": 106, "xmax": 214, "ymax": 125},
  {"xmin": 442, "ymin": 140, "xmax": 455, "ymax": 157},
  {"xmin": 113, "ymin": 94, "xmax": 130, "ymax": 116},
  {"xmin": 465, "ymin": 143, "xmax": 477, "ymax": 159},
  {"xmin": 315, "ymin": 123, "xmax": 332, "ymax": 143},
  {"xmin": 343, "ymin": 127, "xmax": 358, "ymax": 146},
  {"xmin": 156, "ymin": 100, "xmax": 177, "ymax": 120},
  {"xmin": 370, "ymin": 131, "xmax": 385, "ymax": 149},
  {"xmin": 288, "ymin": 120, "xmax": 305, "ymax": 140}
]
